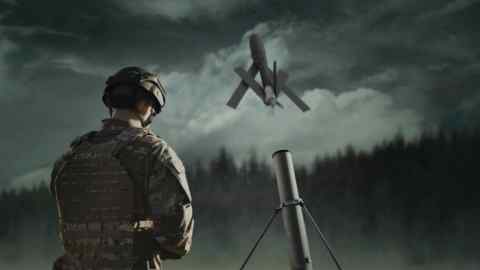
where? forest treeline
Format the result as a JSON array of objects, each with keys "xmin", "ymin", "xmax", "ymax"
[{"xmin": 1, "ymin": 128, "xmax": 479, "ymax": 264}]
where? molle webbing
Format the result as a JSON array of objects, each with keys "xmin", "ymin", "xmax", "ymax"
[
  {"xmin": 55, "ymin": 129, "xmax": 149, "ymax": 269},
  {"xmin": 58, "ymin": 139, "xmax": 135, "ymax": 223}
]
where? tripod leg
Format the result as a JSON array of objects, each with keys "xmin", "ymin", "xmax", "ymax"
[
  {"xmin": 303, "ymin": 204, "xmax": 345, "ymax": 270},
  {"xmin": 239, "ymin": 209, "xmax": 281, "ymax": 270}
]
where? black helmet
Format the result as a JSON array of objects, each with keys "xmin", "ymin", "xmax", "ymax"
[{"xmin": 103, "ymin": 66, "xmax": 166, "ymax": 113}]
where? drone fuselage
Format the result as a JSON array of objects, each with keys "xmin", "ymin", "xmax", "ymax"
[{"xmin": 250, "ymin": 34, "xmax": 276, "ymax": 105}]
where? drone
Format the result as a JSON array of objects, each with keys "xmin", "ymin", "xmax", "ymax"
[{"xmin": 227, "ymin": 34, "xmax": 310, "ymax": 112}]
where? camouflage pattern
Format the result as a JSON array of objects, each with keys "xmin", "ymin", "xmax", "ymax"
[{"xmin": 51, "ymin": 119, "xmax": 193, "ymax": 270}]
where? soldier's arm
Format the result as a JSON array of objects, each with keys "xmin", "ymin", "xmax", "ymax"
[{"xmin": 148, "ymin": 145, "xmax": 194, "ymax": 260}]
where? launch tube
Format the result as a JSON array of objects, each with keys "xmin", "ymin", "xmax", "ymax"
[{"xmin": 272, "ymin": 150, "xmax": 313, "ymax": 270}]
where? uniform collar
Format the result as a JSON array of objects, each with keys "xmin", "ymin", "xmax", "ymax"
[{"xmin": 102, "ymin": 118, "xmax": 145, "ymax": 130}]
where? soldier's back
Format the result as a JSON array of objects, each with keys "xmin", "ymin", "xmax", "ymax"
[{"xmin": 52, "ymin": 122, "xmax": 168, "ymax": 270}]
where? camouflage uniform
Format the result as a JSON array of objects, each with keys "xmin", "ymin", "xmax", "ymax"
[{"xmin": 50, "ymin": 118, "xmax": 193, "ymax": 270}]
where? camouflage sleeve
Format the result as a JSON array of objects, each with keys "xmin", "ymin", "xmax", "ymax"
[{"xmin": 148, "ymin": 144, "xmax": 194, "ymax": 260}]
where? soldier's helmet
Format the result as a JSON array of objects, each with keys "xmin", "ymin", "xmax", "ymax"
[{"xmin": 103, "ymin": 66, "xmax": 167, "ymax": 113}]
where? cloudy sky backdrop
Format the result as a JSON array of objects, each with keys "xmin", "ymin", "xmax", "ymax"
[{"xmin": 0, "ymin": 0, "xmax": 479, "ymax": 188}]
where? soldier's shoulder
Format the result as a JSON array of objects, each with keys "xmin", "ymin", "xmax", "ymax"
[
  {"xmin": 153, "ymin": 142, "xmax": 191, "ymax": 202},
  {"xmin": 159, "ymin": 144, "xmax": 185, "ymax": 175},
  {"xmin": 141, "ymin": 129, "xmax": 165, "ymax": 144},
  {"xmin": 130, "ymin": 129, "xmax": 184, "ymax": 172},
  {"xmin": 134, "ymin": 129, "xmax": 168, "ymax": 151},
  {"xmin": 70, "ymin": 130, "xmax": 98, "ymax": 148},
  {"xmin": 147, "ymin": 137, "xmax": 192, "ymax": 202},
  {"xmin": 147, "ymin": 136, "xmax": 185, "ymax": 177}
]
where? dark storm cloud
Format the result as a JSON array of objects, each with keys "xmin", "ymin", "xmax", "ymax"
[
  {"xmin": 0, "ymin": 0, "xmax": 479, "ymax": 187},
  {"xmin": 278, "ymin": 0, "xmax": 480, "ymax": 124},
  {"xmin": 0, "ymin": 0, "xmax": 258, "ymax": 72}
]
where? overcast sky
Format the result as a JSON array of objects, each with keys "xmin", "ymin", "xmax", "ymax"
[{"xmin": 0, "ymin": 0, "xmax": 479, "ymax": 188}]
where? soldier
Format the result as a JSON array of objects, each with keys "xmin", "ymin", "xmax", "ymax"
[{"xmin": 50, "ymin": 66, "xmax": 193, "ymax": 270}]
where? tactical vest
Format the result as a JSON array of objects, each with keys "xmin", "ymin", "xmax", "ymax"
[{"xmin": 54, "ymin": 129, "xmax": 154, "ymax": 270}]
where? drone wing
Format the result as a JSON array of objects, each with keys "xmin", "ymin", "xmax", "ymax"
[
  {"xmin": 282, "ymin": 86, "xmax": 310, "ymax": 112},
  {"xmin": 275, "ymin": 100, "xmax": 284, "ymax": 109},
  {"xmin": 275, "ymin": 69, "xmax": 310, "ymax": 112},
  {"xmin": 234, "ymin": 66, "xmax": 265, "ymax": 101},
  {"xmin": 227, "ymin": 64, "xmax": 258, "ymax": 109}
]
